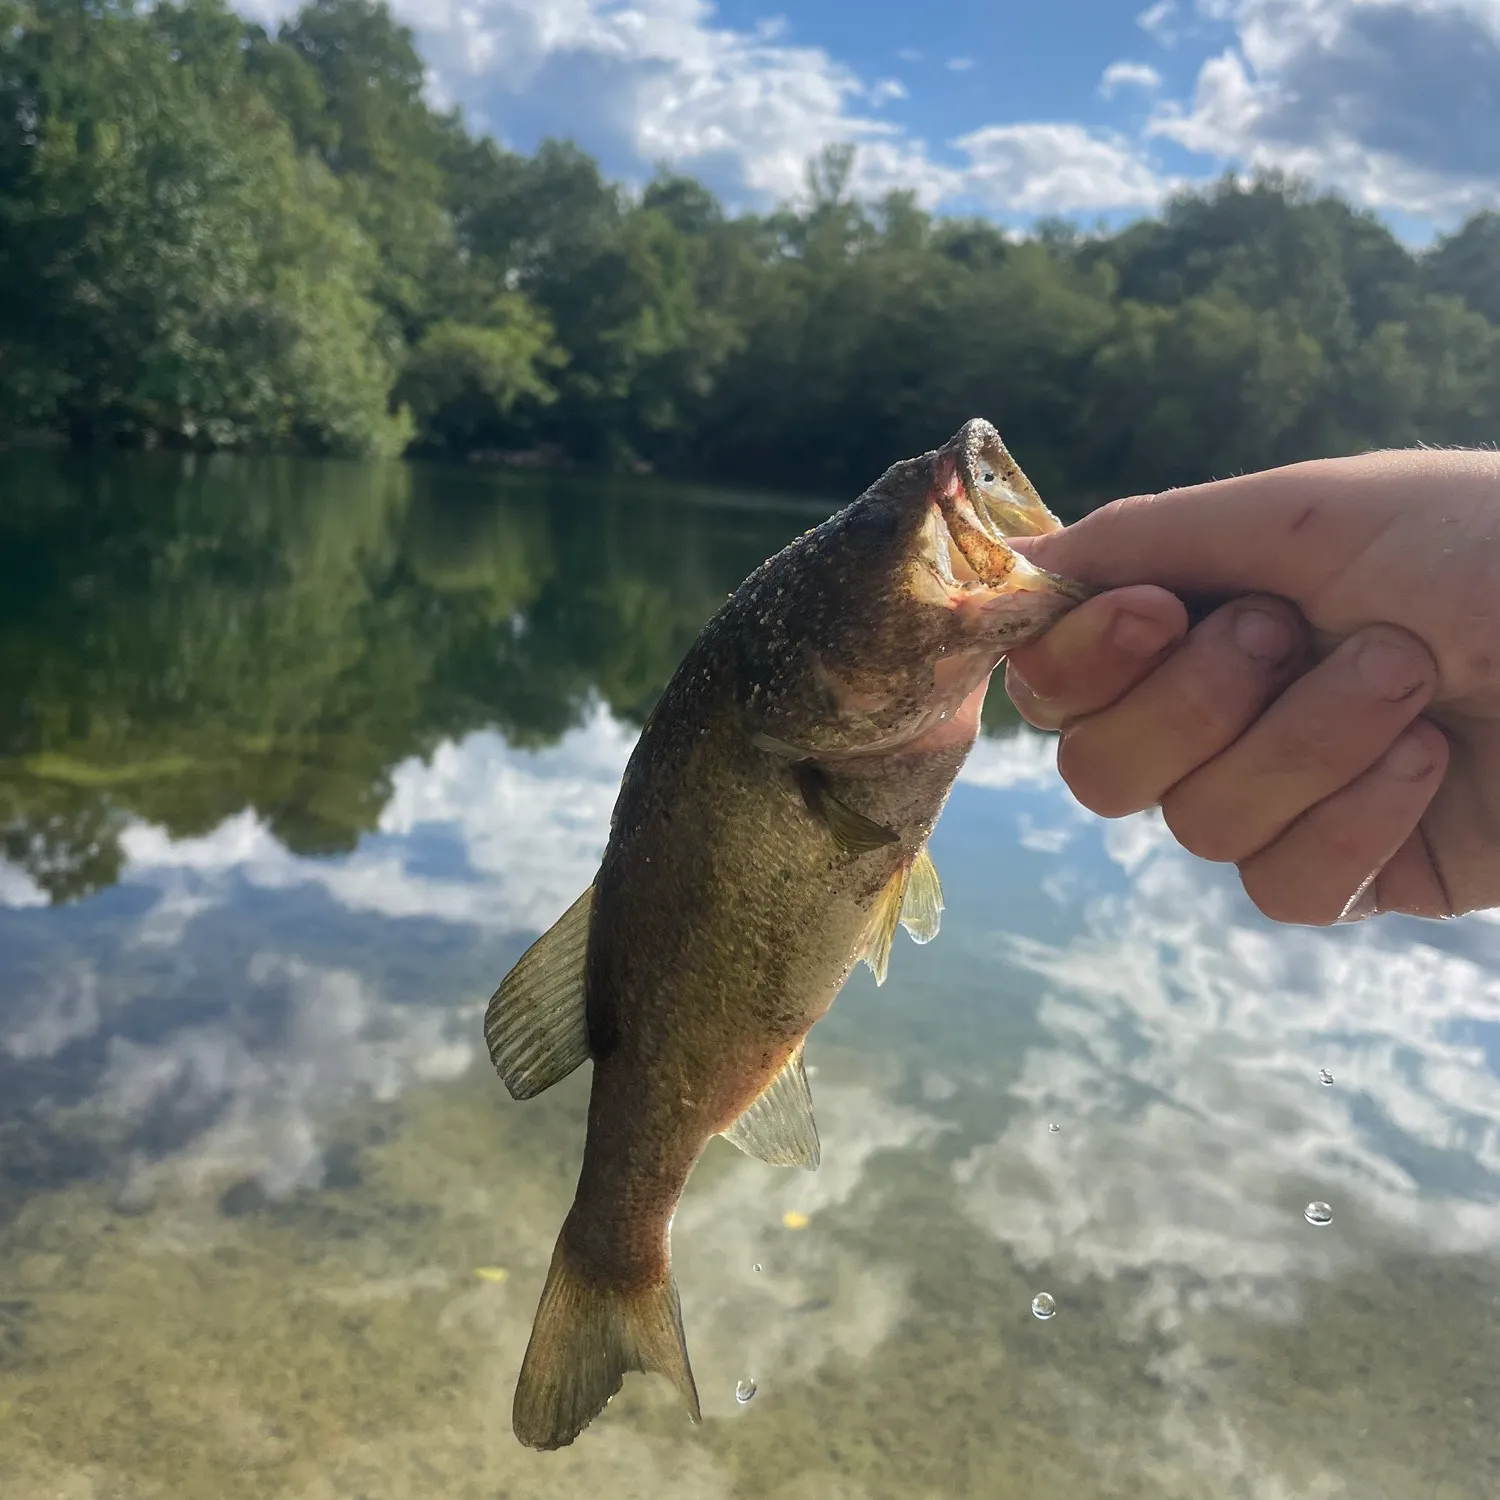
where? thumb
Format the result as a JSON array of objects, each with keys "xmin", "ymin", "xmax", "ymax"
[{"xmin": 1012, "ymin": 462, "xmax": 1350, "ymax": 602}]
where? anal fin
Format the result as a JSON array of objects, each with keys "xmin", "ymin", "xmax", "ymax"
[
  {"xmin": 721, "ymin": 1045, "xmax": 820, "ymax": 1169},
  {"xmin": 899, "ymin": 847, "xmax": 943, "ymax": 944},
  {"xmin": 484, "ymin": 885, "xmax": 594, "ymax": 1100}
]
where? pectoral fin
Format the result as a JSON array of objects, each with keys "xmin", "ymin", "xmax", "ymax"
[
  {"xmin": 721, "ymin": 1045, "xmax": 820, "ymax": 1169},
  {"xmin": 795, "ymin": 764, "xmax": 899, "ymax": 855},
  {"xmin": 899, "ymin": 848, "xmax": 943, "ymax": 944},
  {"xmin": 484, "ymin": 885, "xmax": 594, "ymax": 1101},
  {"xmin": 752, "ymin": 730, "xmax": 811, "ymax": 760},
  {"xmin": 851, "ymin": 864, "xmax": 911, "ymax": 986}
]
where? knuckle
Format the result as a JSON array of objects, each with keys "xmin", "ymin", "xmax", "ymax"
[
  {"xmin": 1159, "ymin": 603, "xmax": 1301, "ymax": 742},
  {"xmin": 1056, "ymin": 730, "xmax": 1140, "ymax": 818},
  {"xmin": 1241, "ymin": 865, "xmax": 1333, "ymax": 927},
  {"xmin": 1159, "ymin": 669, "xmax": 1262, "ymax": 750},
  {"xmin": 1160, "ymin": 794, "xmax": 1242, "ymax": 863}
]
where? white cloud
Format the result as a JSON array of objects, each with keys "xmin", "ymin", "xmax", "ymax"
[
  {"xmin": 100, "ymin": 954, "xmax": 477, "ymax": 1201},
  {"xmin": 0, "ymin": 855, "xmax": 48, "ymax": 908},
  {"xmin": 235, "ymin": 0, "xmax": 1175, "ymax": 217},
  {"xmin": 1148, "ymin": 0, "xmax": 1500, "ymax": 221},
  {"xmin": 956, "ymin": 726, "xmax": 1060, "ymax": 789},
  {"xmin": 233, "ymin": 0, "xmax": 1500, "ymax": 232},
  {"xmin": 2, "ymin": 964, "xmax": 100, "ymax": 1060},
  {"xmin": 1100, "ymin": 59, "xmax": 1165, "ymax": 98},
  {"xmin": 1138, "ymin": 0, "xmax": 1181, "ymax": 42},
  {"xmin": 675, "ymin": 1081, "xmax": 952, "ymax": 1414},
  {"xmin": 955, "ymin": 122, "xmax": 1179, "ymax": 212},
  {"xmin": 386, "ymin": 0, "xmax": 958, "ymax": 204},
  {"xmin": 955, "ymin": 801, "xmax": 1500, "ymax": 1312},
  {"xmin": 118, "ymin": 704, "xmax": 633, "ymax": 939},
  {"xmin": 935, "ymin": 790, "xmax": 1500, "ymax": 1489}
]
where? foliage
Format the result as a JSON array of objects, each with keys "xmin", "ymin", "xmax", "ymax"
[
  {"xmin": 2, "ymin": 2, "xmax": 1498, "ymax": 495},
  {"xmin": 396, "ymin": 296, "xmax": 565, "ymax": 453}
]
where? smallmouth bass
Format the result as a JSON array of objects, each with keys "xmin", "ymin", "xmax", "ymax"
[{"xmin": 485, "ymin": 420, "xmax": 1091, "ymax": 1449}]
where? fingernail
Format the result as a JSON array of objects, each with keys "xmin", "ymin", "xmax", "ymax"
[
  {"xmin": 1383, "ymin": 729, "xmax": 1437, "ymax": 780},
  {"xmin": 1233, "ymin": 607, "xmax": 1295, "ymax": 663},
  {"xmin": 1357, "ymin": 637, "xmax": 1429, "ymax": 701},
  {"xmin": 1004, "ymin": 658, "xmax": 1044, "ymax": 701},
  {"xmin": 1109, "ymin": 610, "xmax": 1178, "ymax": 659}
]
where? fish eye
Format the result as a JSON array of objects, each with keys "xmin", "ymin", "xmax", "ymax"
[{"xmin": 979, "ymin": 469, "xmax": 995, "ymax": 485}]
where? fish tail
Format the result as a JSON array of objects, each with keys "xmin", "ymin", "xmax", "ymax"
[{"xmin": 512, "ymin": 1229, "xmax": 701, "ymax": 1450}]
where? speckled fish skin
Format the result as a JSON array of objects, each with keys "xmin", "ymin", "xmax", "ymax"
[{"xmin": 490, "ymin": 419, "xmax": 1091, "ymax": 1450}]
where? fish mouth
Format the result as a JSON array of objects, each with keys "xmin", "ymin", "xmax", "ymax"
[
  {"xmin": 954, "ymin": 417, "xmax": 1066, "ymax": 542},
  {"xmin": 913, "ymin": 420, "xmax": 1092, "ymax": 613}
]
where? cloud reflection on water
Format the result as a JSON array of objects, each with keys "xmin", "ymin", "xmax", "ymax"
[{"xmin": 4, "ymin": 707, "xmax": 1500, "ymax": 1497}]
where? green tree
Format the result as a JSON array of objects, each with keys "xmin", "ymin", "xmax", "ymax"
[
  {"xmin": 2, "ymin": 4, "xmax": 1498, "ymax": 488},
  {"xmin": 0, "ymin": 0, "xmax": 409, "ymax": 455},
  {"xmin": 396, "ymin": 296, "xmax": 565, "ymax": 454},
  {"xmin": 1425, "ymin": 212, "xmax": 1500, "ymax": 327}
]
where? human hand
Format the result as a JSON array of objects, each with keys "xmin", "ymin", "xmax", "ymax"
[{"xmin": 1004, "ymin": 449, "xmax": 1500, "ymax": 922}]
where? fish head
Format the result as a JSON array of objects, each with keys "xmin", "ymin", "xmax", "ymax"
[
  {"xmin": 745, "ymin": 420, "xmax": 1093, "ymax": 762},
  {"xmin": 907, "ymin": 418, "xmax": 1093, "ymax": 651}
]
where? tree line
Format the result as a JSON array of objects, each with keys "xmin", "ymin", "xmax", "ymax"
[{"xmin": 3, "ymin": 0, "xmax": 1499, "ymax": 510}]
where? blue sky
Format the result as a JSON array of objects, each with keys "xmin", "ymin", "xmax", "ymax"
[{"xmin": 239, "ymin": 1, "xmax": 1500, "ymax": 239}]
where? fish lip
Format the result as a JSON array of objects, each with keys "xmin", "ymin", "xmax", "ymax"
[{"xmin": 947, "ymin": 417, "xmax": 1065, "ymax": 543}]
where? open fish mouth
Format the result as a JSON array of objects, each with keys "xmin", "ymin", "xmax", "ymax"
[{"xmin": 914, "ymin": 448, "xmax": 1092, "ymax": 609}]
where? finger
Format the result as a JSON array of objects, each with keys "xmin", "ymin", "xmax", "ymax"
[
  {"xmin": 1236, "ymin": 720, "xmax": 1450, "ymax": 925},
  {"xmin": 1368, "ymin": 821, "xmax": 1455, "ymax": 919},
  {"xmin": 1007, "ymin": 451, "xmax": 1455, "ymax": 603},
  {"xmin": 1056, "ymin": 596, "xmax": 1307, "ymax": 818},
  {"xmin": 1160, "ymin": 624, "xmax": 1439, "ymax": 864},
  {"xmin": 1005, "ymin": 586, "xmax": 1188, "ymax": 731}
]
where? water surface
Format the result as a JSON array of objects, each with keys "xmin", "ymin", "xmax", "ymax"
[{"xmin": 2, "ymin": 452, "xmax": 1498, "ymax": 1499}]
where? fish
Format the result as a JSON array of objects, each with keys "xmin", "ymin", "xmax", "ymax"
[{"xmin": 484, "ymin": 419, "xmax": 1091, "ymax": 1450}]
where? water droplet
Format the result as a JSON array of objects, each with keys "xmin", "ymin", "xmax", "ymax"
[
  {"xmin": 1319, "ymin": 1069, "xmax": 1334, "ymax": 1086},
  {"xmin": 752, "ymin": 1263, "xmax": 762, "ymax": 1273},
  {"xmin": 735, "ymin": 1377, "xmax": 757, "ymax": 1403},
  {"xmin": 1304, "ymin": 1201, "xmax": 1333, "ymax": 1227},
  {"xmin": 1047, "ymin": 1123, "xmax": 1060, "ymax": 1134},
  {"xmin": 1031, "ymin": 1292, "xmax": 1057, "ymax": 1320}
]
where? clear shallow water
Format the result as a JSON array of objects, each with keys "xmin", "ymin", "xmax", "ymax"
[{"xmin": 2, "ymin": 452, "xmax": 1500, "ymax": 1499}]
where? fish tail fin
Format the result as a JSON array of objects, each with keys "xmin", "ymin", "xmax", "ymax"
[{"xmin": 512, "ymin": 1232, "xmax": 701, "ymax": 1450}]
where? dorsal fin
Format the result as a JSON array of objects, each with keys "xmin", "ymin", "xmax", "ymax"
[
  {"xmin": 721, "ymin": 1045, "xmax": 820, "ymax": 1169},
  {"xmin": 484, "ymin": 885, "xmax": 594, "ymax": 1100}
]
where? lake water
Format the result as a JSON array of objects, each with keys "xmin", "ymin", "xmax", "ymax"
[{"xmin": 2, "ymin": 450, "xmax": 1499, "ymax": 1499}]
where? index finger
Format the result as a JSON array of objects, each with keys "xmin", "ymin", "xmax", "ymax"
[
  {"xmin": 1005, "ymin": 585, "xmax": 1187, "ymax": 731},
  {"xmin": 1009, "ymin": 450, "xmax": 1481, "ymax": 606}
]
